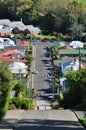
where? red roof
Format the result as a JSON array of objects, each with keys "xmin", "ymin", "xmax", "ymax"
[
  {"xmin": 82, "ymin": 64, "xmax": 86, "ymax": 67},
  {"xmin": 19, "ymin": 40, "xmax": 30, "ymax": 46},
  {"xmin": 57, "ymin": 46, "xmax": 75, "ymax": 51},
  {"xmin": 0, "ymin": 56, "xmax": 27, "ymax": 63},
  {"xmin": 0, "ymin": 50, "xmax": 23, "ymax": 56}
]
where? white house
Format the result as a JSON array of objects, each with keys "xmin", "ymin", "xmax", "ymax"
[
  {"xmin": 0, "ymin": 37, "xmax": 4, "ymax": 50},
  {"xmin": 2, "ymin": 38, "xmax": 15, "ymax": 46},
  {"xmin": 62, "ymin": 59, "xmax": 84, "ymax": 73},
  {"xmin": 69, "ymin": 41, "xmax": 84, "ymax": 48},
  {"xmin": 59, "ymin": 78, "xmax": 69, "ymax": 93},
  {"xmin": 8, "ymin": 62, "xmax": 28, "ymax": 77}
]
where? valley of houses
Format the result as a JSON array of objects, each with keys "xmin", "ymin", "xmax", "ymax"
[
  {"xmin": 0, "ymin": 19, "xmax": 41, "ymax": 80},
  {"xmin": 0, "ymin": 19, "xmax": 86, "ymax": 93}
]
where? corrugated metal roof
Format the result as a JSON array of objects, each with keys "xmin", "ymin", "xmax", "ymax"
[
  {"xmin": 0, "ymin": 19, "xmax": 11, "ymax": 26},
  {"xmin": 0, "ymin": 49, "xmax": 23, "ymax": 56},
  {"xmin": 25, "ymin": 25, "xmax": 35, "ymax": 32},
  {"xmin": 11, "ymin": 21, "xmax": 25, "ymax": 28},
  {"xmin": 0, "ymin": 28, "xmax": 11, "ymax": 33},
  {"xmin": 54, "ymin": 42, "xmax": 65, "ymax": 48},
  {"xmin": 59, "ymin": 49, "xmax": 86, "ymax": 55},
  {"xmin": 57, "ymin": 46, "xmax": 75, "ymax": 51},
  {"xmin": 25, "ymin": 25, "xmax": 41, "ymax": 33},
  {"xmin": 53, "ymin": 58, "xmax": 73, "ymax": 66}
]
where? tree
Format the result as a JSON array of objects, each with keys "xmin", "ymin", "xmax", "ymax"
[
  {"xmin": 0, "ymin": 62, "xmax": 15, "ymax": 119},
  {"xmin": 69, "ymin": 22, "xmax": 85, "ymax": 40},
  {"xmin": 62, "ymin": 69, "xmax": 86, "ymax": 110},
  {"xmin": 67, "ymin": 1, "xmax": 86, "ymax": 37},
  {"xmin": 14, "ymin": 81, "xmax": 26, "ymax": 99},
  {"xmin": 0, "ymin": 0, "xmax": 33, "ymax": 20},
  {"xmin": 55, "ymin": 77, "xmax": 60, "ymax": 93}
]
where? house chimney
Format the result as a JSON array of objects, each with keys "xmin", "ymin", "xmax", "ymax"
[{"xmin": 21, "ymin": 18, "xmax": 23, "ymax": 22}]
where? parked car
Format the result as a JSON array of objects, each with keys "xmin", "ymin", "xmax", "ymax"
[
  {"xmin": 47, "ymin": 76, "xmax": 53, "ymax": 82},
  {"xmin": 31, "ymin": 70, "xmax": 38, "ymax": 74}
]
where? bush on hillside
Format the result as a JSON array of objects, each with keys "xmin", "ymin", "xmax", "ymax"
[
  {"xmin": 21, "ymin": 99, "xmax": 29, "ymax": 110},
  {"xmin": 51, "ymin": 101, "xmax": 59, "ymax": 109}
]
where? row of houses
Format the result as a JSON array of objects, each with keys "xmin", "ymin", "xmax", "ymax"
[
  {"xmin": 0, "ymin": 19, "xmax": 41, "ymax": 36},
  {"xmin": 0, "ymin": 39, "xmax": 30, "ymax": 79},
  {"xmin": 0, "ymin": 19, "xmax": 34, "ymax": 80},
  {"xmin": 52, "ymin": 41, "xmax": 86, "ymax": 93}
]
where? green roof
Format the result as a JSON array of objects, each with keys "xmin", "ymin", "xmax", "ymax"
[
  {"xmin": 59, "ymin": 49, "xmax": 86, "ymax": 55},
  {"xmin": 54, "ymin": 42, "xmax": 65, "ymax": 48}
]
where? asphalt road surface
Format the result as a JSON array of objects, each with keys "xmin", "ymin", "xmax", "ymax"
[{"xmin": 33, "ymin": 42, "xmax": 54, "ymax": 109}]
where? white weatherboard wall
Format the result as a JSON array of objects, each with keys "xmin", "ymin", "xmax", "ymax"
[
  {"xmin": 62, "ymin": 59, "xmax": 84, "ymax": 73},
  {"xmin": 8, "ymin": 62, "xmax": 27, "ymax": 74}
]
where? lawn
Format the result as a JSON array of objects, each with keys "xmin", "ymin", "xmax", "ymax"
[
  {"xmin": 36, "ymin": 35, "xmax": 56, "ymax": 40},
  {"xmin": 69, "ymin": 0, "xmax": 86, "ymax": 4}
]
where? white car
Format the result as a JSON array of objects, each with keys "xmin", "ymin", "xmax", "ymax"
[{"xmin": 31, "ymin": 70, "xmax": 38, "ymax": 74}]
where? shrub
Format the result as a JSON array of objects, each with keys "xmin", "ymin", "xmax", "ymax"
[
  {"xmin": 0, "ymin": 109, "xmax": 6, "ymax": 120},
  {"xmin": 21, "ymin": 99, "xmax": 29, "ymax": 110},
  {"xmin": 0, "ymin": 98, "xmax": 9, "ymax": 119},
  {"xmin": 58, "ymin": 93, "xmax": 64, "ymax": 101},
  {"xmin": 9, "ymin": 98, "xmax": 21, "ymax": 109},
  {"xmin": 8, "ymin": 104, "xmax": 17, "ymax": 110},
  {"xmin": 51, "ymin": 101, "xmax": 59, "ymax": 109},
  {"xmin": 80, "ymin": 117, "xmax": 86, "ymax": 126}
]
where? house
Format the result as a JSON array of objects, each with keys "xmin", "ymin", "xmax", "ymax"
[
  {"xmin": 0, "ymin": 49, "xmax": 26, "ymax": 63},
  {"xmin": 68, "ymin": 41, "xmax": 84, "ymax": 48},
  {"xmin": 0, "ymin": 55, "xmax": 27, "ymax": 64},
  {"xmin": 19, "ymin": 40, "xmax": 30, "ymax": 47},
  {"xmin": 11, "ymin": 22, "xmax": 41, "ymax": 36},
  {"xmin": 0, "ymin": 19, "xmax": 12, "ymax": 36},
  {"xmin": 54, "ymin": 41, "xmax": 65, "ymax": 48},
  {"xmin": 10, "ymin": 21, "xmax": 26, "ymax": 28},
  {"xmin": 33, "ymin": 27, "xmax": 41, "ymax": 35},
  {"xmin": 0, "ymin": 49, "xmax": 23, "ymax": 56},
  {"xmin": 0, "ymin": 43, "xmax": 4, "ymax": 50},
  {"xmin": 12, "ymin": 26, "xmax": 31, "ymax": 36},
  {"xmin": 10, "ymin": 21, "xmax": 29, "ymax": 36},
  {"xmin": 0, "ymin": 19, "xmax": 11, "ymax": 27},
  {"xmin": 0, "ymin": 28, "xmax": 11, "ymax": 36},
  {"xmin": 25, "ymin": 25, "xmax": 35, "ymax": 34},
  {"xmin": 57, "ymin": 46, "xmax": 75, "ymax": 51},
  {"xmin": 25, "ymin": 25, "xmax": 41, "ymax": 35},
  {"xmin": 62, "ymin": 59, "xmax": 84, "ymax": 73},
  {"xmin": 53, "ymin": 58, "xmax": 73, "ymax": 67},
  {"xmin": 53, "ymin": 58, "xmax": 84, "ymax": 74},
  {"xmin": 59, "ymin": 49, "xmax": 86, "ymax": 57},
  {"xmin": 0, "ymin": 19, "xmax": 41, "ymax": 36},
  {"xmin": 2, "ymin": 38, "xmax": 15, "ymax": 46},
  {"xmin": 59, "ymin": 78, "xmax": 69, "ymax": 93},
  {"xmin": 0, "ymin": 38, "xmax": 4, "ymax": 50},
  {"xmin": 8, "ymin": 62, "xmax": 28, "ymax": 77}
]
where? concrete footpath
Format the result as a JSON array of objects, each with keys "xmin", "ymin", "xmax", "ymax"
[
  {"xmin": 73, "ymin": 110, "xmax": 86, "ymax": 128},
  {"xmin": 0, "ymin": 110, "xmax": 24, "ymax": 130},
  {"xmin": 0, "ymin": 110, "xmax": 86, "ymax": 130}
]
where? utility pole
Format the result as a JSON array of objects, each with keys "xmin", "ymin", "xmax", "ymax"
[
  {"xmin": 19, "ymin": 69, "xmax": 21, "ymax": 81},
  {"xmin": 79, "ymin": 47, "xmax": 81, "ymax": 70}
]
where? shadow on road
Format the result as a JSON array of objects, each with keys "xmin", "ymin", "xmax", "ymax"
[
  {"xmin": 0, "ymin": 119, "xmax": 17, "ymax": 129},
  {"xmin": 14, "ymin": 119, "xmax": 84, "ymax": 130}
]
